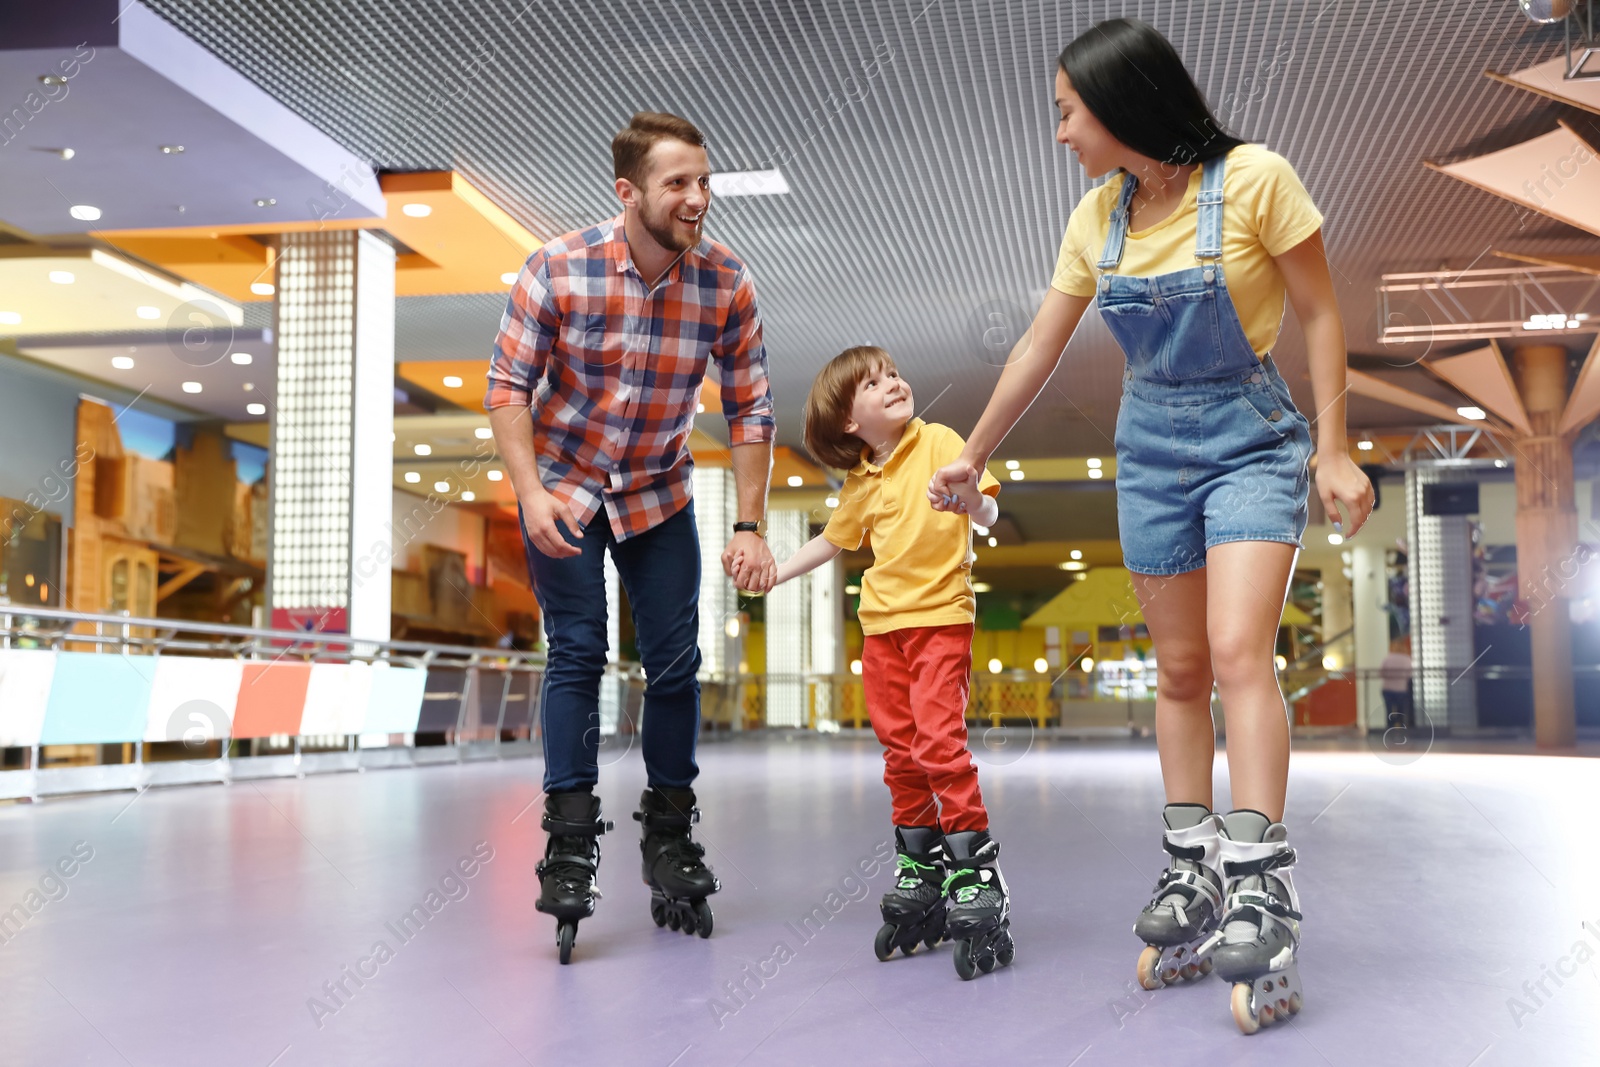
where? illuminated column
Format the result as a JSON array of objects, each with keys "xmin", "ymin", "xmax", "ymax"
[
  {"xmin": 810, "ymin": 550, "xmax": 844, "ymax": 726},
  {"xmin": 1350, "ymin": 541, "xmax": 1391, "ymax": 731},
  {"xmin": 764, "ymin": 510, "xmax": 810, "ymax": 726},
  {"xmin": 693, "ymin": 466, "xmax": 740, "ymax": 676},
  {"xmin": 1513, "ymin": 344, "xmax": 1577, "ymax": 748},
  {"xmin": 1405, "ymin": 466, "xmax": 1478, "ymax": 732},
  {"xmin": 267, "ymin": 230, "xmax": 394, "ymax": 641}
]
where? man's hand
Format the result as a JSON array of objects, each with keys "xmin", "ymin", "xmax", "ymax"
[
  {"xmin": 722, "ymin": 530, "xmax": 775, "ymax": 592},
  {"xmin": 521, "ymin": 485, "xmax": 583, "ymax": 558}
]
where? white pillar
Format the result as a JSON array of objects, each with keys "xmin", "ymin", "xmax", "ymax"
[
  {"xmin": 1350, "ymin": 542, "xmax": 1390, "ymax": 731},
  {"xmin": 693, "ymin": 466, "xmax": 740, "ymax": 676},
  {"xmin": 1406, "ymin": 467, "xmax": 1478, "ymax": 732},
  {"xmin": 764, "ymin": 510, "xmax": 810, "ymax": 727},
  {"xmin": 269, "ymin": 230, "xmax": 394, "ymax": 642},
  {"xmin": 810, "ymin": 551, "xmax": 844, "ymax": 727}
]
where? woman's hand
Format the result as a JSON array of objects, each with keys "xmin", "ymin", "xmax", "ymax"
[
  {"xmin": 1316, "ymin": 451, "xmax": 1375, "ymax": 538},
  {"xmin": 928, "ymin": 460, "xmax": 979, "ymax": 513}
]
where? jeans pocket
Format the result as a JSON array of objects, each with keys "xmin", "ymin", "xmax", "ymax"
[{"xmin": 1238, "ymin": 387, "xmax": 1291, "ymax": 438}]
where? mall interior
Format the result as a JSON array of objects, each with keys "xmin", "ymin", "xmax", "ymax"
[{"xmin": 0, "ymin": 1, "xmax": 1598, "ymax": 1064}]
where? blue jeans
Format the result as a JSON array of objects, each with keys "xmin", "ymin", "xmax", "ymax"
[{"xmin": 521, "ymin": 500, "xmax": 703, "ymax": 794}]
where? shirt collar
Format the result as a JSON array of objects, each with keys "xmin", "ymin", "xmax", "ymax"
[{"xmin": 851, "ymin": 418, "xmax": 923, "ymax": 475}]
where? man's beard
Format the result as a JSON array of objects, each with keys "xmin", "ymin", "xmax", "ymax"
[{"xmin": 640, "ymin": 196, "xmax": 704, "ymax": 253}]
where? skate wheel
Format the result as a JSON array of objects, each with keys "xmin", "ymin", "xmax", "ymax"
[
  {"xmin": 978, "ymin": 950, "xmax": 996, "ymax": 974},
  {"xmin": 901, "ymin": 939, "xmax": 918, "ymax": 957},
  {"xmin": 1231, "ymin": 983, "xmax": 1262, "ymax": 1035},
  {"xmin": 557, "ymin": 922, "xmax": 576, "ymax": 965},
  {"xmin": 680, "ymin": 907, "xmax": 697, "ymax": 936},
  {"xmin": 1287, "ymin": 991, "xmax": 1302, "ymax": 1015},
  {"xmin": 874, "ymin": 924, "xmax": 896, "ymax": 962},
  {"xmin": 1199, "ymin": 957, "xmax": 1213, "ymax": 976},
  {"xmin": 954, "ymin": 940, "xmax": 978, "ymax": 981},
  {"xmin": 693, "ymin": 900, "xmax": 714, "ymax": 939},
  {"xmin": 651, "ymin": 901, "xmax": 667, "ymax": 928},
  {"xmin": 667, "ymin": 911, "xmax": 681, "ymax": 932},
  {"xmin": 996, "ymin": 932, "xmax": 1014, "ymax": 968},
  {"xmin": 1136, "ymin": 945, "xmax": 1164, "ymax": 991},
  {"xmin": 923, "ymin": 932, "xmax": 942, "ymax": 951}
]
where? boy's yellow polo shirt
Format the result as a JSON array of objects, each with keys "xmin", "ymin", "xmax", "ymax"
[{"xmin": 822, "ymin": 419, "xmax": 1001, "ymax": 636}]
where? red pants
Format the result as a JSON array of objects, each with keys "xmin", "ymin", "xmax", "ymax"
[{"xmin": 862, "ymin": 623, "xmax": 988, "ymax": 833}]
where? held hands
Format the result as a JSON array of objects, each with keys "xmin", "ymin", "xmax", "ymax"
[
  {"xmin": 722, "ymin": 531, "xmax": 776, "ymax": 593},
  {"xmin": 928, "ymin": 459, "xmax": 981, "ymax": 514},
  {"xmin": 1316, "ymin": 451, "xmax": 1375, "ymax": 539}
]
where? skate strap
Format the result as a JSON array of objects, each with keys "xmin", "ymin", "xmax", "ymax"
[
  {"xmin": 536, "ymin": 853, "xmax": 598, "ymax": 875},
  {"xmin": 542, "ymin": 814, "xmax": 613, "ymax": 836},
  {"xmin": 1221, "ymin": 848, "xmax": 1295, "ymax": 879},
  {"xmin": 633, "ymin": 807, "xmax": 700, "ymax": 830},
  {"xmin": 1153, "ymin": 868, "xmax": 1223, "ymax": 908},
  {"xmin": 1162, "ymin": 839, "xmax": 1206, "ymax": 862},
  {"xmin": 1226, "ymin": 888, "xmax": 1302, "ymax": 923}
]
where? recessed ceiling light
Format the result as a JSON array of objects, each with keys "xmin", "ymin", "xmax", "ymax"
[
  {"xmin": 413, "ymin": 443, "xmax": 431, "ymax": 456},
  {"xmin": 111, "ymin": 356, "xmax": 135, "ymax": 370},
  {"xmin": 253, "ymin": 198, "xmax": 276, "ymax": 208},
  {"xmin": 0, "ymin": 312, "xmax": 20, "ymax": 326},
  {"xmin": 973, "ymin": 582, "xmax": 991, "ymax": 593},
  {"xmin": 230, "ymin": 352, "xmax": 252, "ymax": 365},
  {"xmin": 136, "ymin": 306, "xmax": 160, "ymax": 320},
  {"xmin": 1328, "ymin": 532, "xmax": 1345, "ymax": 545},
  {"xmin": 1009, "ymin": 470, "xmax": 1025, "ymax": 481},
  {"xmin": 69, "ymin": 205, "xmax": 100, "ymax": 221},
  {"xmin": 500, "ymin": 272, "xmax": 518, "ymax": 285},
  {"xmin": 1087, "ymin": 468, "xmax": 1103, "ymax": 479},
  {"xmin": 1086, "ymin": 457, "xmax": 1102, "ymax": 469},
  {"xmin": 182, "ymin": 381, "xmax": 202, "ymax": 393},
  {"xmin": 1457, "ymin": 406, "xmax": 1486, "ymax": 421},
  {"xmin": 250, "ymin": 282, "xmax": 275, "ymax": 296},
  {"xmin": 987, "ymin": 536, "xmax": 998, "ymax": 547},
  {"xmin": 402, "ymin": 203, "xmax": 432, "ymax": 217},
  {"xmin": 243, "ymin": 382, "xmax": 254, "ymax": 391},
  {"xmin": 49, "ymin": 270, "xmax": 74, "ymax": 284},
  {"xmin": 787, "ymin": 475, "xmax": 803, "ymax": 487},
  {"xmin": 1058, "ymin": 560, "xmax": 1086, "ymax": 571},
  {"xmin": 433, "ymin": 480, "xmax": 450, "ymax": 493},
  {"xmin": 246, "ymin": 402, "xmax": 266, "ymax": 415},
  {"xmin": 474, "ymin": 427, "xmax": 492, "ymax": 439},
  {"xmin": 160, "ymin": 144, "xmax": 185, "ymax": 154},
  {"xmin": 442, "ymin": 375, "xmax": 463, "ymax": 388},
  {"xmin": 487, "ymin": 469, "xmax": 503, "ymax": 482},
  {"xmin": 709, "ymin": 169, "xmax": 790, "ymax": 197},
  {"xmin": 825, "ymin": 495, "xmax": 839, "ymax": 508},
  {"xmin": 696, "ymin": 403, "xmax": 705, "ymax": 413},
  {"xmin": 404, "ymin": 471, "xmax": 421, "ymax": 483},
  {"xmin": 1070, "ymin": 549, "xmax": 1082, "ymax": 560},
  {"xmin": 460, "ymin": 491, "xmax": 475, "ymax": 502},
  {"xmin": 1005, "ymin": 460, "xmax": 1020, "ymax": 470},
  {"xmin": 1357, "ymin": 438, "xmax": 1374, "ymax": 451}
]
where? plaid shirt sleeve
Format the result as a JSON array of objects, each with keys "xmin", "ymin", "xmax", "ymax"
[
  {"xmin": 485, "ymin": 251, "xmax": 560, "ymax": 411},
  {"xmin": 712, "ymin": 267, "xmax": 775, "ymax": 445}
]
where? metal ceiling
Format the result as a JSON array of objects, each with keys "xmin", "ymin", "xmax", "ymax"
[{"xmin": 138, "ymin": 0, "xmax": 1600, "ymax": 457}]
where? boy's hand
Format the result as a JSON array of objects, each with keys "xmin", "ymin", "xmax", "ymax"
[{"xmin": 929, "ymin": 460, "xmax": 978, "ymax": 512}]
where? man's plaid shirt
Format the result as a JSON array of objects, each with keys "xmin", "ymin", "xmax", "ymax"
[{"xmin": 486, "ymin": 215, "xmax": 775, "ymax": 540}]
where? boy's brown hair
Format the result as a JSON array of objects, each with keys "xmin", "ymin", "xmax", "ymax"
[
  {"xmin": 612, "ymin": 112, "xmax": 707, "ymax": 187},
  {"xmin": 803, "ymin": 345, "xmax": 899, "ymax": 470}
]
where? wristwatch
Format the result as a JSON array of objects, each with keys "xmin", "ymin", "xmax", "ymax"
[{"xmin": 733, "ymin": 521, "xmax": 764, "ymax": 536}]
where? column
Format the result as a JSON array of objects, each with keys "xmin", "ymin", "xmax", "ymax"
[
  {"xmin": 1405, "ymin": 466, "xmax": 1478, "ymax": 732},
  {"xmin": 1513, "ymin": 344, "xmax": 1577, "ymax": 748},
  {"xmin": 1350, "ymin": 542, "xmax": 1391, "ymax": 731},
  {"xmin": 810, "ymin": 550, "xmax": 844, "ymax": 728},
  {"xmin": 764, "ymin": 509, "xmax": 810, "ymax": 726},
  {"xmin": 268, "ymin": 230, "xmax": 395, "ymax": 642}
]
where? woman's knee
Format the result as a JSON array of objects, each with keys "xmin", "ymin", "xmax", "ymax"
[
  {"xmin": 1157, "ymin": 650, "xmax": 1214, "ymax": 703},
  {"xmin": 1208, "ymin": 634, "xmax": 1277, "ymax": 692}
]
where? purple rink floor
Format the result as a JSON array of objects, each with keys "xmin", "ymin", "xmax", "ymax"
[{"xmin": 0, "ymin": 734, "xmax": 1596, "ymax": 1067}]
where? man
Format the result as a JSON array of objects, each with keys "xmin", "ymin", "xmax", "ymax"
[{"xmin": 486, "ymin": 112, "xmax": 776, "ymax": 958}]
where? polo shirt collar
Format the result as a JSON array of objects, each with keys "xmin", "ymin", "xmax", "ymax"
[{"xmin": 852, "ymin": 418, "xmax": 924, "ymax": 475}]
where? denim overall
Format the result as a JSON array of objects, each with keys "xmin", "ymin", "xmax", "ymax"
[{"xmin": 1097, "ymin": 154, "xmax": 1312, "ymax": 576}]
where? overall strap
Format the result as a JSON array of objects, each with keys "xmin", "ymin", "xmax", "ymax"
[
  {"xmin": 1095, "ymin": 172, "xmax": 1140, "ymax": 274},
  {"xmin": 1193, "ymin": 154, "xmax": 1227, "ymax": 279}
]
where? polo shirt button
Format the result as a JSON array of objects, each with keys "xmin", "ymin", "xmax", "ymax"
[{"xmin": 1268, "ymin": 409, "xmax": 1282, "ymax": 421}]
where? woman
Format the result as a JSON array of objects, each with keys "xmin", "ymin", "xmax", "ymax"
[{"xmin": 929, "ymin": 18, "xmax": 1373, "ymax": 1034}]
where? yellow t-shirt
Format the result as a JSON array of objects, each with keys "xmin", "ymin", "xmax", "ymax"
[
  {"xmin": 823, "ymin": 419, "xmax": 1001, "ymax": 636},
  {"xmin": 1050, "ymin": 143, "xmax": 1323, "ymax": 358}
]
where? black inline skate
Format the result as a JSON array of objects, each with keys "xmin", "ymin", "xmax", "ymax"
[
  {"xmin": 942, "ymin": 829, "xmax": 1014, "ymax": 980},
  {"xmin": 1134, "ymin": 804, "xmax": 1224, "ymax": 990},
  {"xmin": 634, "ymin": 786, "xmax": 720, "ymax": 937},
  {"xmin": 534, "ymin": 791, "xmax": 612, "ymax": 965},
  {"xmin": 873, "ymin": 825, "xmax": 948, "ymax": 961}
]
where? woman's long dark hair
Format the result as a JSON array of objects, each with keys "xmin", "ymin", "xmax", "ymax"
[{"xmin": 1059, "ymin": 18, "xmax": 1245, "ymax": 166}]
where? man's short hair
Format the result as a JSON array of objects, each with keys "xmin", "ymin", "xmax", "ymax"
[{"xmin": 613, "ymin": 112, "xmax": 707, "ymax": 187}]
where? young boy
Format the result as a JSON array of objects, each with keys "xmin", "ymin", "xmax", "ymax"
[{"xmin": 770, "ymin": 345, "xmax": 1013, "ymax": 981}]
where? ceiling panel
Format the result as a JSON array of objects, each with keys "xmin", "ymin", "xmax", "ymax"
[{"xmin": 133, "ymin": 0, "xmax": 1600, "ymax": 456}]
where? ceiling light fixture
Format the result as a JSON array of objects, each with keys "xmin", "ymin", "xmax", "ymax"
[
  {"xmin": 433, "ymin": 480, "xmax": 450, "ymax": 493},
  {"xmin": 136, "ymin": 306, "xmax": 160, "ymax": 320},
  {"xmin": 404, "ymin": 471, "xmax": 421, "ymax": 483},
  {"xmin": 1009, "ymin": 470, "xmax": 1025, "ymax": 481},
  {"xmin": 825, "ymin": 495, "xmax": 839, "ymax": 508},
  {"xmin": 1088, "ymin": 468, "xmax": 1103, "ymax": 479},
  {"xmin": 708, "ymin": 169, "xmax": 790, "ymax": 197},
  {"xmin": 461, "ymin": 491, "xmax": 476, "ymax": 502},
  {"xmin": 413, "ymin": 444, "xmax": 431, "ymax": 456},
  {"xmin": 0, "ymin": 312, "xmax": 20, "ymax": 326},
  {"xmin": 69, "ymin": 205, "xmax": 101, "ymax": 221},
  {"xmin": 250, "ymin": 282, "xmax": 275, "ymax": 296},
  {"xmin": 246, "ymin": 402, "xmax": 266, "ymax": 415},
  {"xmin": 111, "ymin": 356, "xmax": 135, "ymax": 370},
  {"xmin": 500, "ymin": 272, "xmax": 518, "ymax": 285},
  {"xmin": 487, "ymin": 469, "xmax": 503, "ymax": 481},
  {"xmin": 1456, "ymin": 406, "xmax": 1486, "ymax": 421},
  {"xmin": 442, "ymin": 375, "xmax": 463, "ymax": 388},
  {"xmin": 787, "ymin": 475, "xmax": 803, "ymax": 487},
  {"xmin": 230, "ymin": 352, "xmax": 252, "ymax": 365},
  {"xmin": 181, "ymin": 381, "xmax": 202, "ymax": 393},
  {"xmin": 1086, "ymin": 457, "xmax": 1102, "ymax": 469},
  {"xmin": 49, "ymin": 270, "xmax": 74, "ymax": 284},
  {"xmin": 402, "ymin": 203, "xmax": 432, "ymax": 217},
  {"xmin": 474, "ymin": 427, "xmax": 492, "ymax": 439}
]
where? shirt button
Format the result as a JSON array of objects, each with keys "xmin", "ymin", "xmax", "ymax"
[{"xmin": 1268, "ymin": 409, "xmax": 1282, "ymax": 421}]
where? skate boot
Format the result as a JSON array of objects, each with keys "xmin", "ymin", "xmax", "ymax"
[
  {"xmin": 534, "ymin": 791, "xmax": 612, "ymax": 964},
  {"xmin": 873, "ymin": 826, "xmax": 948, "ymax": 961},
  {"xmin": 634, "ymin": 786, "xmax": 720, "ymax": 938},
  {"xmin": 1198, "ymin": 810, "xmax": 1304, "ymax": 1034},
  {"xmin": 941, "ymin": 829, "xmax": 1014, "ymax": 980},
  {"xmin": 1134, "ymin": 804, "xmax": 1224, "ymax": 989}
]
